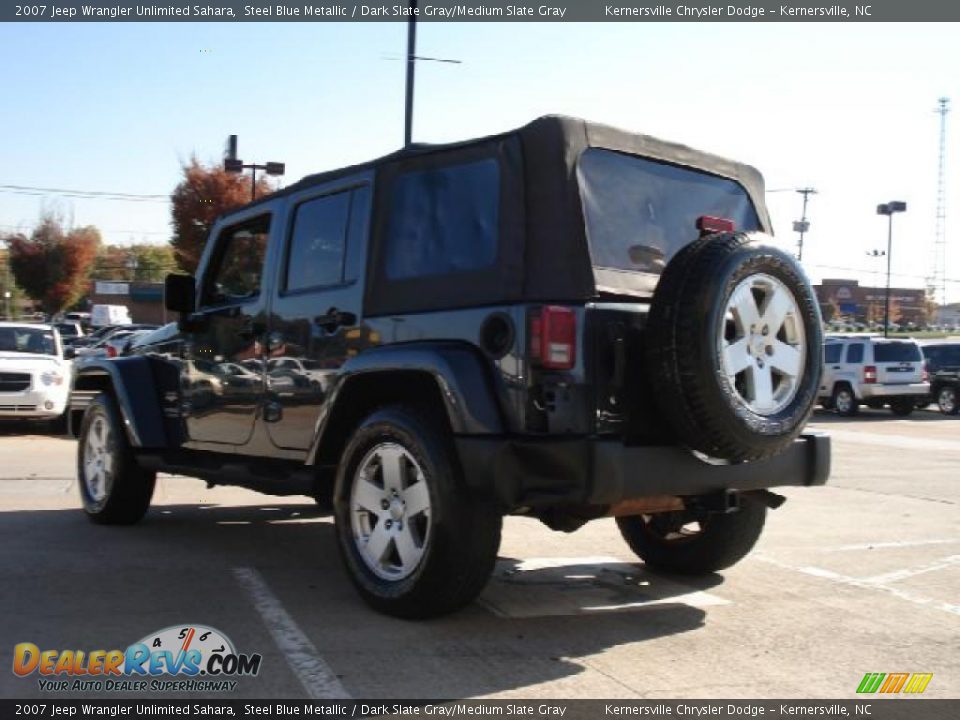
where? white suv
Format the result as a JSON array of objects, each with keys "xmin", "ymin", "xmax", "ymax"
[{"xmin": 820, "ymin": 335, "xmax": 928, "ymax": 417}]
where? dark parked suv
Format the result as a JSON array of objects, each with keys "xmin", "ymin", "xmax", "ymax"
[{"xmin": 70, "ymin": 116, "xmax": 829, "ymax": 618}]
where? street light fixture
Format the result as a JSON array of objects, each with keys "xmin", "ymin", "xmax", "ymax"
[
  {"xmin": 876, "ymin": 201, "xmax": 907, "ymax": 338},
  {"xmin": 223, "ymin": 135, "xmax": 285, "ymax": 201}
]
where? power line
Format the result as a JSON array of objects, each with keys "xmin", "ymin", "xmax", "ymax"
[
  {"xmin": 0, "ymin": 223, "xmax": 168, "ymax": 237},
  {"xmin": 0, "ymin": 184, "xmax": 169, "ymax": 203}
]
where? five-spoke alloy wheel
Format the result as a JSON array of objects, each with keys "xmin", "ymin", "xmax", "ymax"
[
  {"xmin": 77, "ymin": 393, "xmax": 155, "ymax": 524},
  {"xmin": 334, "ymin": 406, "xmax": 502, "ymax": 619}
]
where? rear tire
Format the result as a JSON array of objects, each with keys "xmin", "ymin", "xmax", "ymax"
[
  {"xmin": 889, "ymin": 399, "xmax": 914, "ymax": 417},
  {"xmin": 616, "ymin": 496, "xmax": 767, "ymax": 574},
  {"xmin": 334, "ymin": 406, "xmax": 502, "ymax": 619},
  {"xmin": 936, "ymin": 386, "xmax": 958, "ymax": 415},
  {"xmin": 77, "ymin": 393, "xmax": 155, "ymax": 524}
]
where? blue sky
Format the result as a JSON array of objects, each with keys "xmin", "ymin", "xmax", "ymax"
[{"xmin": 1, "ymin": 21, "xmax": 958, "ymax": 301}]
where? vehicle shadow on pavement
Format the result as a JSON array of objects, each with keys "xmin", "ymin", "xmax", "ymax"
[{"xmin": 0, "ymin": 503, "xmax": 713, "ymax": 698}]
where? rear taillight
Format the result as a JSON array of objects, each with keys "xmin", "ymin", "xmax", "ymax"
[
  {"xmin": 922, "ymin": 363, "xmax": 929, "ymax": 383},
  {"xmin": 696, "ymin": 215, "xmax": 736, "ymax": 234},
  {"xmin": 864, "ymin": 365, "xmax": 877, "ymax": 384},
  {"xmin": 530, "ymin": 306, "xmax": 576, "ymax": 370},
  {"xmin": 106, "ymin": 345, "xmax": 117, "ymax": 358}
]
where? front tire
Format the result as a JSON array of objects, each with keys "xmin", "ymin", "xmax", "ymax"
[
  {"xmin": 833, "ymin": 385, "xmax": 859, "ymax": 417},
  {"xmin": 77, "ymin": 393, "xmax": 155, "ymax": 524},
  {"xmin": 616, "ymin": 497, "xmax": 767, "ymax": 574},
  {"xmin": 334, "ymin": 406, "xmax": 502, "ymax": 619}
]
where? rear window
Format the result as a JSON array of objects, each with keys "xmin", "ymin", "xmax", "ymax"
[
  {"xmin": 874, "ymin": 342, "xmax": 922, "ymax": 363},
  {"xmin": 578, "ymin": 148, "xmax": 761, "ymax": 274}
]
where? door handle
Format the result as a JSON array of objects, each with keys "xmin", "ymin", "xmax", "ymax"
[{"xmin": 314, "ymin": 308, "xmax": 356, "ymax": 332}]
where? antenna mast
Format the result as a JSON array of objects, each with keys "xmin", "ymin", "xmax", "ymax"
[{"xmin": 929, "ymin": 97, "xmax": 949, "ymax": 309}]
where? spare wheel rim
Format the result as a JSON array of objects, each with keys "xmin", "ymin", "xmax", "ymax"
[{"xmin": 719, "ymin": 273, "xmax": 807, "ymax": 415}]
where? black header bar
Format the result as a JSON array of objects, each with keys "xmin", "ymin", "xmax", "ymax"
[{"xmin": 4, "ymin": 1, "xmax": 960, "ymax": 23}]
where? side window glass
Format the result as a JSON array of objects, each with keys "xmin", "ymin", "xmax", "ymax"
[
  {"xmin": 384, "ymin": 159, "xmax": 499, "ymax": 280},
  {"xmin": 203, "ymin": 216, "xmax": 270, "ymax": 306},
  {"xmin": 824, "ymin": 344, "xmax": 842, "ymax": 363},
  {"xmin": 846, "ymin": 344, "xmax": 864, "ymax": 364},
  {"xmin": 285, "ymin": 191, "xmax": 351, "ymax": 292}
]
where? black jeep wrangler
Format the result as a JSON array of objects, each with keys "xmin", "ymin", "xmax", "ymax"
[{"xmin": 70, "ymin": 116, "xmax": 829, "ymax": 618}]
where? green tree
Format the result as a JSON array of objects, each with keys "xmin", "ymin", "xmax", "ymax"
[{"xmin": 93, "ymin": 243, "xmax": 177, "ymax": 282}]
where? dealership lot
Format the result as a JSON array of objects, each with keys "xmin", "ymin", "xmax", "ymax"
[{"xmin": 0, "ymin": 411, "xmax": 957, "ymax": 700}]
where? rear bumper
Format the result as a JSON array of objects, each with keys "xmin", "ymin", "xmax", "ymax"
[
  {"xmin": 859, "ymin": 383, "xmax": 929, "ymax": 400},
  {"xmin": 456, "ymin": 433, "xmax": 830, "ymax": 510}
]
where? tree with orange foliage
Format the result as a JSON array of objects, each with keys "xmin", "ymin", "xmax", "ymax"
[
  {"xmin": 170, "ymin": 157, "xmax": 273, "ymax": 273},
  {"xmin": 3, "ymin": 214, "xmax": 99, "ymax": 314}
]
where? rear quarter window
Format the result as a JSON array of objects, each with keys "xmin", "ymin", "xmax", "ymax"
[
  {"xmin": 384, "ymin": 159, "xmax": 499, "ymax": 280},
  {"xmin": 874, "ymin": 342, "xmax": 922, "ymax": 362}
]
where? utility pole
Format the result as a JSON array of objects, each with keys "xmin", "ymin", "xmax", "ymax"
[
  {"xmin": 404, "ymin": 0, "xmax": 417, "ymax": 148},
  {"xmin": 401, "ymin": 1, "xmax": 460, "ymax": 148},
  {"xmin": 793, "ymin": 187, "xmax": 817, "ymax": 262}
]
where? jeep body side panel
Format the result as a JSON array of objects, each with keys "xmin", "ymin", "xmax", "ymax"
[
  {"xmin": 305, "ymin": 341, "xmax": 507, "ymax": 466},
  {"xmin": 71, "ymin": 356, "xmax": 176, "ymax": 448}
]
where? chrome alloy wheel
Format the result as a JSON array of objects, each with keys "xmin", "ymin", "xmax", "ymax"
[
  {"xmin": 939, "ymin": 386, "xmax": 957, "ymax": 415},
  {"xmin": 350, "ymin": 442, "xmax": 432, "ymax": 581},
  {"xmin": 720, "ymin": 273, "xmax": 807, "ymax": 415},
  {"xmin": 83, "ymin": 415, "xmax": 114, "ymax": 503},
  {"xmin": 835, "ymin": 389, "xmax": 855, "ymax": 415}
]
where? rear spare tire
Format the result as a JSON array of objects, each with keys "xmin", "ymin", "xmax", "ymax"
[{"xmin": 645, "ymin": 233, "xmax": 823, "ymax": 462}]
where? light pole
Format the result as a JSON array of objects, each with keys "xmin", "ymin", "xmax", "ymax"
[
  {"xmin": 865, "ymin": 249, "xmax": 886, "ymax": 327},
  {"xmin": 3, "ymin": 291, "xmax": 10, "ymax": 321},
  {"xmin": 876, "ymin": 201, "xmax": 907, "ymax": 338},
  {"xmin": 224, "ymin": 135, "xmax": 285, "ymax": 201}
]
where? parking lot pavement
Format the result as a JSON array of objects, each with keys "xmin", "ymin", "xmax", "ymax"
[{"xmin": 0, "ymin": 411, "xmax": 957, "ymax": 700}]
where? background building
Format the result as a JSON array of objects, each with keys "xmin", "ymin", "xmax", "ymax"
[
  {"xmin": 86, "ymin": 280, "xmax": 167, "ymax": 325},
  {"xmin": 814, "ymin": 279, "xmax": 930, "ymax": 326}
]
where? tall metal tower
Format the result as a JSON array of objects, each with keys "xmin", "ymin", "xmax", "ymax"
[{"xmin": 929, "ymin": 97, "xmax": 949, "ymax": 309}]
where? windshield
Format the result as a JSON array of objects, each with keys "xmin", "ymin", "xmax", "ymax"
[
  {"xmin": 0, "ymin": 327, "xmax": 57, "ymax": 356},
  {"xmin": 874, "ymin": 342, "xmax": 922, "ymax": 362},
  {"xmin": 578, "ymin": 148, "xmax": 761, "ymax": 275}
]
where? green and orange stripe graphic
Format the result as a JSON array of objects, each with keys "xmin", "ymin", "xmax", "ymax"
[{"xmin": 857, "ymin": 672, "xmax": 933, "ymax": 694}]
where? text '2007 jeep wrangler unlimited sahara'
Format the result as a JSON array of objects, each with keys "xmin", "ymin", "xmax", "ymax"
[{"xmin": 70, "ymin": 116, "xmax": 829, "ymax": 618}]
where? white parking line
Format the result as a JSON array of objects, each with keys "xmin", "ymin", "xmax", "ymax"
[
  {"xmin": 863, "ymin": 555, "xmax": 960, "ymax": 585},
  {"xmin": 233, "ymin": 566, "xmax": 351, "ymax": 699},
  {"xmin": 824, "ymin": 539, "xmax": 960, "ymax": 552},
  {"xmin": 754, "ymin": 555, "xmax": 960, "ymax": 617}
]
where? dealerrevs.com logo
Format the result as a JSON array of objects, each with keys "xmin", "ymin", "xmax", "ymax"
[{"xmin": 13, "ymin": 624, "xmax": 262, "ymax": 693}]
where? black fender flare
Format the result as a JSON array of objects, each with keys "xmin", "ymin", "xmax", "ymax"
[
  {"xmin": 70, "ymin": 357, "xmax": 170, "ymax": 448},
  {"xmin": 306, "ymin": 341, "xmax": 505, "ymax": 465}
]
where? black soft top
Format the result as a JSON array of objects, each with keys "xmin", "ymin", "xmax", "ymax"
[{"xmin": 241, "ymin": 116, "xmax": 771, "ymax": 314}]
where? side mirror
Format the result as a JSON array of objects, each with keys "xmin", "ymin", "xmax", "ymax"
[
  {"xmin": 63, "ymin": 346, "xmax": 76, "ymax": 360},
  {"xmin": 165, "ymin": 274, "xmax": 196, "ymax": 315}
]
